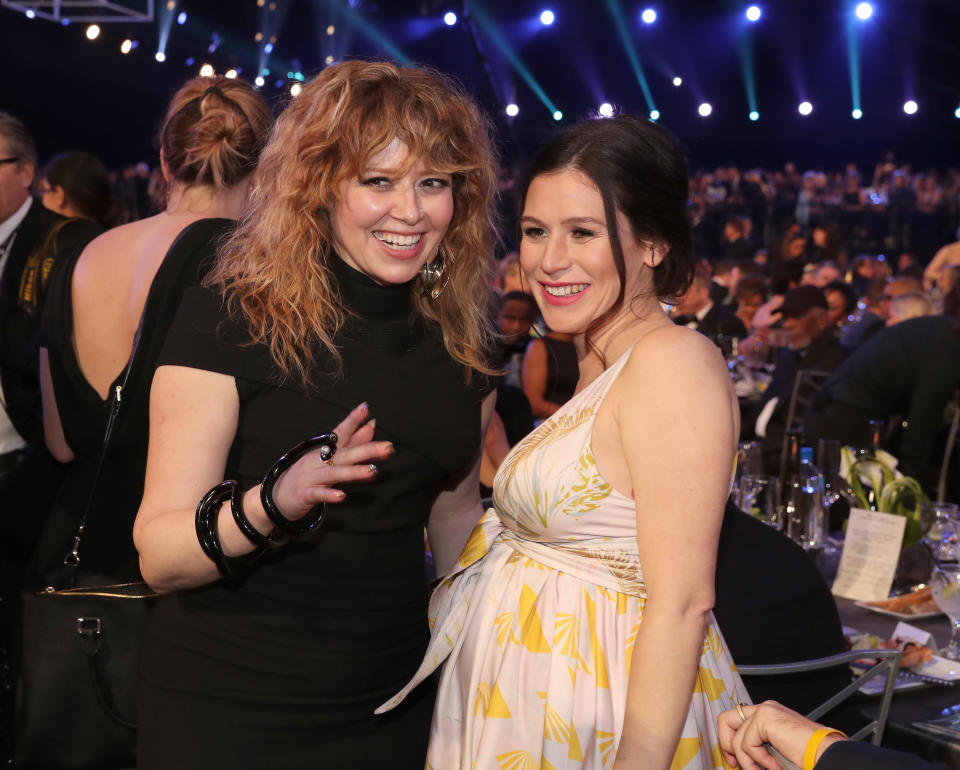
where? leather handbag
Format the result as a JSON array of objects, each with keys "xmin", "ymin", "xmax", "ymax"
[{"xmin": 15, "ymin": 318, "xmax": 157, "ymax": 770}]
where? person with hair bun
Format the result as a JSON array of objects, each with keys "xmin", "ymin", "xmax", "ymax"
[
  {"xmin": 382, "ymin": 116, "xmax": 747, "ymax": 768},
  {"xmin": 38, "ymin": 150, "xmax": 115, "ymax": 227},
  {"xmin": 34, "ymin": 76, "xmax": 271, "ymax": 591},
  {"xmin": 132, "ymin": 61, "xmax": 498, "ymax": 768}
]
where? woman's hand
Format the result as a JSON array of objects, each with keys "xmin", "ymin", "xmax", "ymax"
[
  {"xmin": 270, "ymin": 402, "xmax": 395, "ymax": 520},
  {"xmin": 718, "ymin": 701, "xmax": 845, "ymax": 770}
]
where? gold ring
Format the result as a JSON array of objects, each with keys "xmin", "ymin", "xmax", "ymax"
[
  {"xmin": 322, "ymin": 458, "xmax": 334, "ymax": 466},
  {"xmin": 736, "ymin": 702, "xmax": 748, "ymax": 723}
]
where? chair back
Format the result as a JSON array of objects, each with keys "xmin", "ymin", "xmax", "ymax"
[
  {"xmin": 938, "ymin": 392, "xmax": 960, "ymax": 503},
  {"xmin": 737, "ymin": 648, "xmax": 901, "ymax": 744},
  {"xmin": 778, "ymin": 369, "xmax": 833, "ymax": 482}
]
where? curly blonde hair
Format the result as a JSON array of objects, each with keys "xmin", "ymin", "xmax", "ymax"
[{"xmin": 206, "ymin": 60, "xmax": 499, "ymax": 383}]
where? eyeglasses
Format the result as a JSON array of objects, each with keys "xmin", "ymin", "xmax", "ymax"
[{"xmin": 0, "ymin": 157, "xmax": 19, "ymax": 166}]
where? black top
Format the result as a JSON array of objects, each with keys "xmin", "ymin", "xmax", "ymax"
[
  {"xmin": 541, "ymin": 335, "xmax": 578, "ymax": 407},
  {"xmin": 35, "ymin": 219, "xmax": 231, "ymax": 581},
  {"xmin": 138, "ymin": 256, "xmax": 488, "ymax": 767}
]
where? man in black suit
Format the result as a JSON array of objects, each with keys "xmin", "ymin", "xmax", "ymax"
[
  {"xmin": 673, "ymin": 267, "xmax": 748, "ymax": 340},
  {"xmin": 723, "ymin": 215, "xmax": 756, "ymax": 264},
  {"xmin": 743, "ymin": 285, "xmax": 847, "ymax": 475}
]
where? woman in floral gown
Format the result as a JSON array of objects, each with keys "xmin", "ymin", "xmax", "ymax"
[{"xmin": 381, "ymin": 116, "xmax": 747, "ymax": 769}]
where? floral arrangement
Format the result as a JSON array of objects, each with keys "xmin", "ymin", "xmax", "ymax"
[{"xmin": 840, "ymin": 446, "xmax": 928, "ymax": 545}]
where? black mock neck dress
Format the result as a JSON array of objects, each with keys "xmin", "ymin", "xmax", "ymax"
[{"xmin": 137, "ymin": 257, "xmax": 488, "ymax": 769}]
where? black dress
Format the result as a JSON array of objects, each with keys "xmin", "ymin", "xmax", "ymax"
[
  {"xmin": 30, "ymin": 218, "xmax": 233, "ymax": 583},
  {"xmin": 137, "ymin": 257, "xmax": 488, "ymax": 769}
]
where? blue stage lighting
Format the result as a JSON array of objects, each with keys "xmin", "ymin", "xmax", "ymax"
[
  {"xmin": 155, "ymin": 51, "xmax": 166, "ymax": 62},
  {"xmin": 599, "ymin": 102, "xmax": 614, "ymax": 117},
  {"xmin": 798, "ymin": 101, "xmax": 813, "ymax": 115},
  {"xmin": 852, "ymin": 108, "xmax": 862, "ymax": 119},
  {"xmin": 649, "ymin": 109, "xmax": 660, "ymax": 121},
  {"xmin": 255, "ymin": 76, "xmax": 265, "ymax": 87},
  {"xmin": 749, "ymin": 110, "xmax": 759, "ymax": 121},
  {"xmin": 745, "ymin": 6, "xmax": 761, "ymax": 22},
  {"xmin": 955, "ymin": 106, "xmax": 960, "ymax": 120},
  {"xmin": 505, "ymin": 103, "xmax": 519, "ymax": 117},
  {"xmin": 672, "ymin": 76, "xmax": 682, "ymax": 86},
  {"xmin": 903, "ymin": 100, "xmax": 918, "ymax": 115},
  {"xmin": 539, "ymin": 10, "xmax": 555, "ymax": 25},
  {"xmin": 855, "ymin": 2, "xmax": 873, "ymax": 20},
  {"xmin": 264, "ymin": 42, "xmax": 274, "ymax": 54},
  {"xmin": 698, "ymin": 103, "xmax": 712, "ymax": 117},
  {"xmin": 25, "ymin": 9, "xmax": 35, "ymax": 17},
  {"xmin": 641, "ymin": 8, "xmax": 656, "ymax": 24},
  {"xmin": 553, "ymin": 110, "xmax": 563, "ymax": 121},
  {"xmin": 443, "ymin": 11, "xmax": 457, "ymax": 26},
  {"xmin": 185, "ymin": 56, "xmax": 195, "ymax": 66},
  {"xmin": 177, "ymin": 11, "xmax": 187, "ymax": 24}
]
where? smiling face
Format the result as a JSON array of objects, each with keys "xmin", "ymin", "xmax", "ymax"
[
  {"xmin": 0, "ymin": 134, "xmax": 33, "ymax": 224},
  {"xmin": 519, "ymin": 168, "xmax": 650, "ymax": 337},
  {"xmin": 331, "ymin": 138, "xmax": 454, "ymax": 286}
]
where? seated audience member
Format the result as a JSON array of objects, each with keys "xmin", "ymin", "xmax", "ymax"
[
  {"xmin": 842, "ymin": 274, "xmax": 921, "ymax": 348},
  {"xmin": 723, "ymin": 216, "xmax": 755, "ymax": 263},
  {"xmin": 710, "ymin": 259, "xmax": 745, "ymax": 308},
  {"xmin": 823, "ymin": 280, "xmax": 857, "ymax": 332},
  {"xmin": 780, "ymin": 231, "xmax": 808, "ymax": 265},
  {"xmin": 734, "ymin": 273, "xmax": 768, "ymax": 332},
  {"xmin": 673, "ymin": 267, "xmax": 748, "ymax": 340},
  {"xmin": 809, "ymin": 222, "xmax": 847, "ymax": 269},
  {"xmin": 848, "ymin": 253, "xmax": 878, "ymax": 297},
  {"xmin": 839, "ymin": 276, "xmax": 885, "ymax": 348},
  {"xmin": 39, "ymin": 150, "xmax": 115, "ymax": 228},
  {"xmin": 719, "ymin": 701, "xmax": 951, "ymax": 770},
  {"xmin": 802, "ymin": 260, "xmax": 842, "ymax": 288},
  {"xmin": 744, "ymin": 285, "xmax": 847, "ymax": 475},
  {"xmin": 494, "ymin": 251, "xmax": 524, "ymax": 295},
  {"xmin": 521, "ymin": 330, "xmax": 578, "ymax": 420},
  {"xmin": 493, "ymin": 290, "xmax": 538, "ymax": 387},
  {"xmin": 886, "ymin": 292, "xmax": 933, "ymax": 326},
  {"xmin": 714, "ymin": 500, "xmax": 849, "ymax": 717},
  {"xmin": 743, "ymin": 260, "xmax": 804, "ymax": 358},
  {"xmin": 813, "ymin": 314, "xmax": 960, "ymax": 484},
  {"xmin": 924, "ymin": 235, "xmax": 960, "ymax": 290}
]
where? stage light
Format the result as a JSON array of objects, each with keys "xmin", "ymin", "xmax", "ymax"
[
  {"xmin": 599, "ymin": 102, "xmax": 614, "ymax": 117},
  {"xmin": 649, "ymin": 109, "xmax": 660, "ymax": 121},
  {"xmin": 641, "ymin": 8, "xmax": 656, "ymax": 24},
  {"xmin": 855, "ymin": 2, "xmax": 872, "ymax": 20},
  {"xmin": 185, "ymin": 56, "xmax": 195, "ymax": 66},
  {"xmin": 199, "ymin": 63, "xmax": 214, "ymax": 77},
  {"xmin": 255, "ymin": 76, "xmax": 265, "ymax": 87},
  {"xmin": 25, "ymin": 9, "xmax": 35, "ymax": 17},
  {"xmin": 749, "ymin": 110, "xmax": 759, "ymax": 121},
  {"xmin": 327, "ymin": 25, "xmax": 335, "ymax": 35},
  {"xmin": 86, "ymin": 24, "xmax": 100, "ymax": 40},
  {"xmin": 540, "ymin": 10, "xmax": 555, "ymax": 25},
  {"xmin": 672, "ymin": 76, "xmax": 682, "ymax": 87},
  {"xmin": 553, "ymin": 110, "xmax": 563, "ymax": 121},
  {"xmin": 903, "ymin": 100, "xmax": 918, "ymax": 115},
  {"xmin": 852, "ymin": 108, "xmax": 862, "ymax": 119},
  {"xmin": 955, "ymin": 106, "xmax": 960, "ymax": 120},
  {"xmin": 746, "ymin": 5, "xmax": 761, "ymax": 22},
  {"xmin": 61, "ymin": 18, "xmax": 70, "ymax": 26},
  {"xmin": 166, "ymin": 0, "xmax": 174, "ymax": 9},
  {"xmin": 155, "ymin": 51, "xmax": 166, "ymax": 62},
  {"xmin": 264, "ymin": 42, "xmax": 274, "ymax": 54},
  {"xmin": 505, "ymin": 103, "xmax": 519, "ymax": 117},
  {"xmin": 325, "ymin": 55, "xmax": 334, "ymax": 65},
  {"xmin": 798, "ymin": 101, "xmax": 813, "ymax": 115},
  {"xmin": 225, "ymin": 69, "xmax": 238, "ymax": 79},
  {"xmin": 290, "ymin": 83, "xmax": 302, "ymax": 97},
  {"xmin": 443, "ymin": 11, "xmax": 457, "ymax": 26},
  {"xmin": 698, "ymin": 102, "xmax": 712, "ymax": 117},
  {"xmin": 177, "ymin": 11, "xmax": 187, "ymax": 25},
  {"xmin": 120, "ymin": 38, "xmax": 133, "ymax": 53}
]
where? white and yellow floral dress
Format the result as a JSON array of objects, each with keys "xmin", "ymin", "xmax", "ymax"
[{"xmin": 378, "ymin": 348, "xmax": 747, "ymax": 769}]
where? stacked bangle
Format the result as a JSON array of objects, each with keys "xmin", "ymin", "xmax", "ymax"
[
  {"xmin": 260, "ymin": 432, "xmax": 337, "ymax": 535},
  {"xmin": 195, "ymin": 480, "xmax": 266, "ymax": 578},
  {"xmin": 196, "ymin": 432, "xmax": 339, "ymax": 578},
  {"xmin": 802, "ymin": 728, "xmax": 846, "ymax": 770}
]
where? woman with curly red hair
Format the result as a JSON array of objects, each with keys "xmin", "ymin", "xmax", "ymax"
[{"xmin": 133, "ymin": 61, "xmax": 499, "ymax": 768}]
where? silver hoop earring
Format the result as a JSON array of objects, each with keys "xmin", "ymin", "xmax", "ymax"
[{"xmin": 419, "ymin": 250, "xmax": 452, "ymax": 300}]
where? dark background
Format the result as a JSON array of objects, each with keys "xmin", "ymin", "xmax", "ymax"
[{"xmin": 1, "ymin": 0, "xmax": 959, "ymax": 174}]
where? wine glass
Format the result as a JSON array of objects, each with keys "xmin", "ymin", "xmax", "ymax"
[
  {"xmin": 931, "ymin": 564, "xmax": 960, "ymax": 660},
  {"xmin": 737, "ymin": 475, "xmax": 782, "ymax": 530}
]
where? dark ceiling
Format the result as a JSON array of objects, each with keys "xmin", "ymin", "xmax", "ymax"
[{"xmin": 1, "ymin": 0, "xmax": 959, "ymax": 173}]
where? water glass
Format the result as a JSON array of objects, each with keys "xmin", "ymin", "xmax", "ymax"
[
  {"xmin": 927, "ymin": 502, "xmax": 960, "ymax": 563},
  {"xmin": 736, "ymin": 441, "xmax": 764, "ymax": 481},
  {"xmin": 931, "ymin": 563, "xmax": 960, "ymax": 660},
  {"xmin": 737, "ymin": 475, "xmax": 782, "ymax": 530}
]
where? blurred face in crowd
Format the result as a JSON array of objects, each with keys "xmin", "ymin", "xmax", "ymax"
[
  {"xmin": 736, "ymin": 291, "xmax": 764, "ymax": 327},
  {"xmin": 812, "ymin": 227, "xmax": 827, "ymax": 248},
  {"xmin": 784, "ymin": 236, "xmax": 806, "ymax": 260},
  {"xmin": 0, "ymin": 134, "xmax": 34, "ymax": 224},
  {"xmin": 781, "ymin": 307, "xmax": 827, "ymax": 350},
  {"xmin": 331, "ymin": 139, "xmax": 454, "ymax": 287},
  {"xmin": 825, "ymin": 289, "xmax": 849, "ymax": 328},
  {"xmin": 877, "ymin": 278, "xmax": 922, "ymax": 320},
  {"xmin": 674, "ymin": 278, "xmax": 711, "ymax": 317},
  {"xmin": 496, "ymin": 299, "xmax": 535, "ymax": 345}
]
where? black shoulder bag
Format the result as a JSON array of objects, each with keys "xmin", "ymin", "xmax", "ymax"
[{"xmin": 15, "ymin": 318, "xmax": 157, "ymax": 770}]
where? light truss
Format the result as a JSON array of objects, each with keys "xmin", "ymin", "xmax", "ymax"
[{"xmin": 1, "ymin": 0, "xmax": 154, "ymax": 23}]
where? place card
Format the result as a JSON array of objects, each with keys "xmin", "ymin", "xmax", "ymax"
[{"xmin": 832, "ymin": 508, "xmax": 907, "ymax": 601}]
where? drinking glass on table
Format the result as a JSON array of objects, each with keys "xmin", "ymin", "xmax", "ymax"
[
  {"xmin": 737, "ymin": 475, "xmax": 782, "ymax": 530},
  {"xmin": 926, "ymin": 502, "xmax": 960, "ymax": 563},
  {"xmin": 930, "ymin": 564, "xmax": 960, "ymax": 660}
]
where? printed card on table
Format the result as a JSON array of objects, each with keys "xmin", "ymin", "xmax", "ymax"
[{"xmin": 832, "ymin": 508, "xmax": 907, "ymax": 602}]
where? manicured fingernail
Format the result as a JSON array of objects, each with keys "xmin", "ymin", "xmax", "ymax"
[
  {"xmin": 381, "ymin": 442, "xmax": 394, "ymax": 454},
  {"xmin": 369, "ymin": 418, "xmax": 376, "ymax": 431},
  {"xmin": 333, "ymin": 489, "xmax": 346, "ymax": 500},
  {"xmin": 359, "ymin": 401, "xmax": 369, "ymax": 412},
  {"xmin": 368, "ymin": 464, "xmax": 379, "ymax": 476}
]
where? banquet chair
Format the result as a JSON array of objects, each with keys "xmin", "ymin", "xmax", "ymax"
[
  {"xmin": 778, "ymin": 369, "xmax": 832, "ymax": 482},
  {"xmin": 937, "ymin": 394, "xmax": 960, "ymax": 503},
  {"xmin": 737, "ymin": 647, "xmax": 901, "ymax": 744}
]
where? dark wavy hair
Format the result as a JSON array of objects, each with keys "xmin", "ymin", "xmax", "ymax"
[
  {"xmin": 42, "ymin": 151, "xmax": 113, "ymax": 226},
  {"xmin": 518, "ymin": 115, "xmax": 692, "ymax": 363}
]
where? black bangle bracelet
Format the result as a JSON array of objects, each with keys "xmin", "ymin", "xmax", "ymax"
[
  {"xmin": 260, "ymin": 432, "xmax": 337, "ymax": 536},
  {"xmin": 230, "ymin": 484, "xmax": 287, "ymax": 548},
  {"xmin": 195, "ymin": 480, "xmax": 265, "ymax": 578}
]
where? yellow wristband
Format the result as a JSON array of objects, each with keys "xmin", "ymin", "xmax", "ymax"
[{"xmin": 802, "ymin": 728, "xmax": 846, "ymax": 770}]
